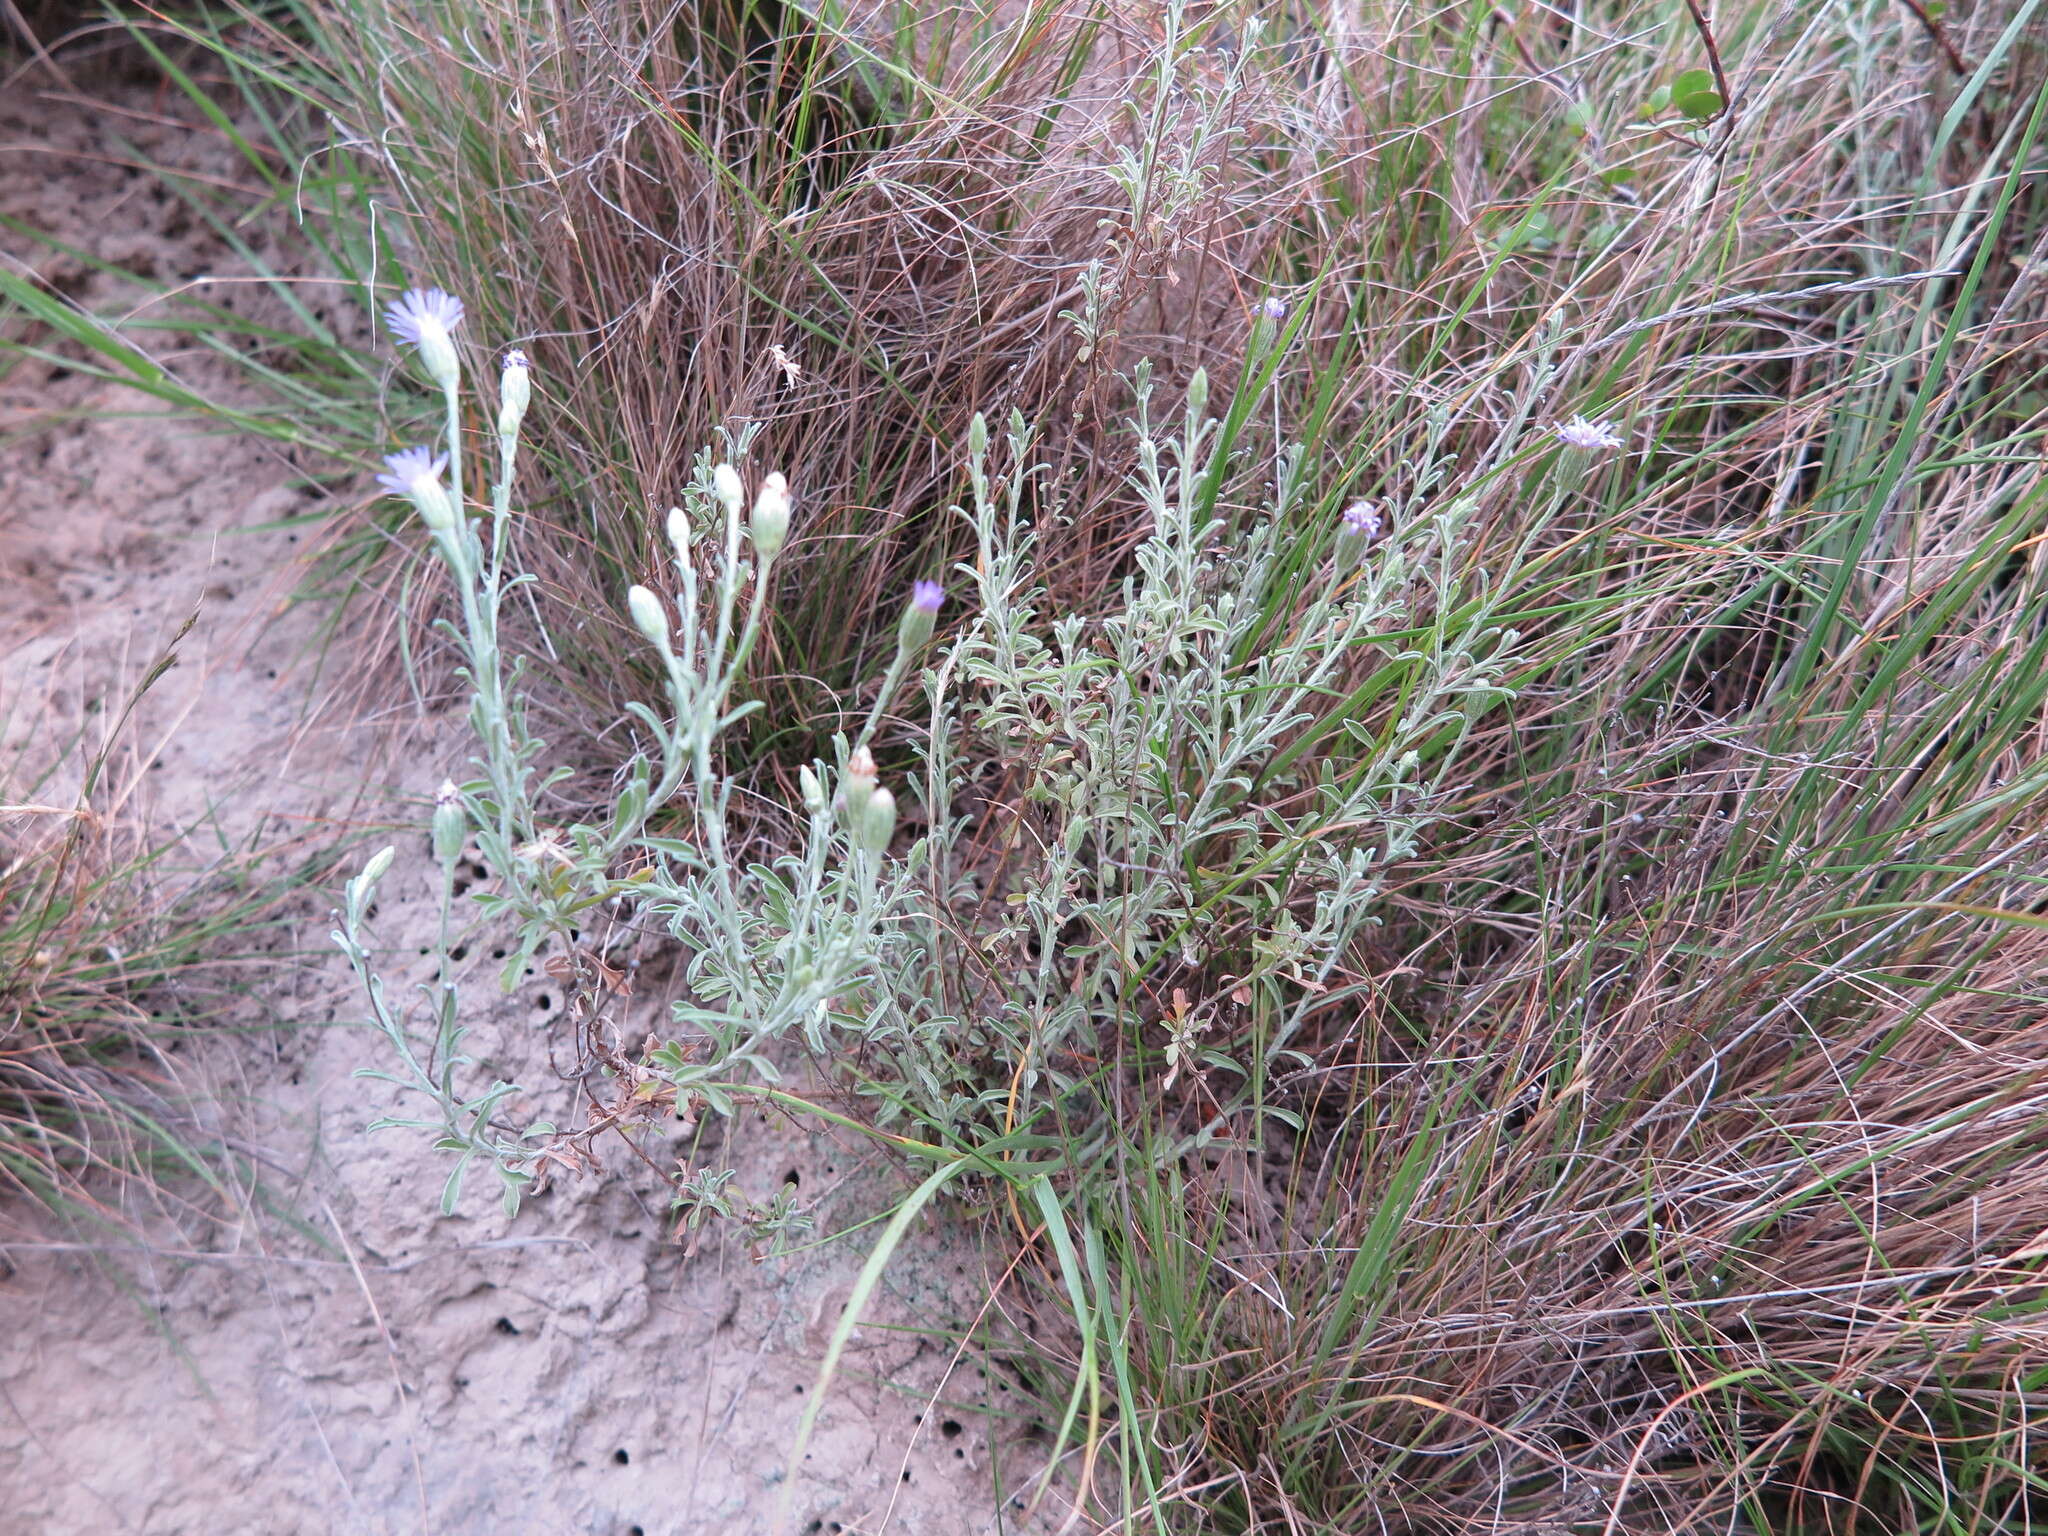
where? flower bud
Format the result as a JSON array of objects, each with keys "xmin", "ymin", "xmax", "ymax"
[
  {"xmin": 627, "ymin": 584, "xmax": 671, "ymax": 647},
  {"xmin": 497, "ymin": 349, "xmax": 532, "ymax": 440},
  {"xmin": 798, "ymin": 765, "xmax": 825, "ymax": 814},
  {"xmin": 842, "ymin": 745, "xmax": 877, "ymax": 828},
  {"xmin": 346, "ymin": 843, "xmax": 397, "ymax": 918},
  {"xmin": 431, "ymin": 780, "xmax": 467, "ymax": 865},
  {"xmin": 897, "ymin": 580, "xmax": 943, "ymax": 655},
  {"xmin": 712, "ymin": 463, "xmax": 745, "ymax": 522},
  {"xmin": 847, "ymin": 744, "xmax": 877, "ymax": 790},
  {"xmin": 967, "ymin": 412, "xmax": 988, "ymax": 458},
  {"xmin": 858, "ymin": 785, "xmax": 896, "ymax": 854},
  {"xmin": 750, "ymin": 471, "xmax": 791, "ymax": 564},
  {"xmin": 665, "ymin": 505, "xmax": 691, "ymax": 564}
]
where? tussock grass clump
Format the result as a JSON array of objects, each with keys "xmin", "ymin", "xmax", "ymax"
[
  {"xmin": 0, "ymin": 652, "xmax": 289, "ymax": 1236},
  {"xmin": 168, "ymin": 0, "xmax": 1331, "ymax": 754}
]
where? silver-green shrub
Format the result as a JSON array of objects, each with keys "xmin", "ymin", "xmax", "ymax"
[{"xmin": 335, "ymin": 292, "xmax": 1520, "ymax": 1216}]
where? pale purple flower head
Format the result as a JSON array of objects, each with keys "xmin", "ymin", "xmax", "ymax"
[
  {"xmin": 376, "ymin": 445, "xmax": 447, "ymax": 497},
  {"xmin": 1552, "ymin": 414, "xmax": 1623, "ymax": 453},
  {"xmin": 384, "ymin": 287, "xmax": 466, "ymax": 347},
  {"xmin": 1259, "ymin": 295, "xmax": 1288, "ymax": 320},
  {"xmin": 911, "ymin": 579, "xmax": 944, "ymax": 614},
  {"xmin": 1341, "ymin": 500, "xmax": 1385, "ymax": 542}
]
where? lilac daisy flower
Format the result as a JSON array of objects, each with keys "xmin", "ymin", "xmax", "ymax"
[
  {"xmin": 384, "ymin": 287, "xmax": 466, "ymax": 389},
  {"xmin": 911, "ymin": 579, "xmax": 945, "ymax": 614},
  {"xmin": 1259, "ymin": 295, "xmax": 1288, "ymax": 320},
  {"xmin": 376, "ymin": 445, "xmax": 447, "ymax": 497},
  {"xmin": 383, "ymin": 287, "xmax": 466, "ymax": 346},
  {"xmin": 1341, "ymin": 500, "xmax": 1385, "ymax": 542},
  {"xmin": 377, "ymin": 446, "xmax": 456, "ymax": 529},
  {"xmin": 1551, "ymin": 414, "xmax": 1623, "ymax": 453}
]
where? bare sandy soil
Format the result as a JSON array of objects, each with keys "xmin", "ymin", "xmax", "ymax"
[{"xmin": 0, "ymin": 74, "xmax": 1047, "ymax": 1536}]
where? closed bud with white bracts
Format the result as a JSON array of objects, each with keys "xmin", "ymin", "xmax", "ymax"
[
  {"xmin": 627, "ymin": 585, "xmax": 671, "ymax": 648},
  {"xmin": 712, "ymin": 463, "xmax": 745, "ymax": 522},
  {"xmin": 497, "ymin": 350, "xmax": 532, "ymax": 441},
  {"xmin": 858, "ymin": 786, "xmax": 896, "ymax": 855},
  {"xmin": 431, "ymin": 780, "xmax": 467, "ymax": 865},
  {"xmin": 750, "ymin": 472, "xmax": 790, "ymax": 565}
]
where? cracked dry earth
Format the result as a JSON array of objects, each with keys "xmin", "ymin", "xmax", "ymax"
[{"xmin": 0, "ymin": 76, "xmax": 1053, "ymax": 1536}]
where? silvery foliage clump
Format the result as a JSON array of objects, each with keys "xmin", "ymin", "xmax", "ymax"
[
  {"xmin": 905, "ymin": 365, "xmax": 1518, "ymax": 1145},
  {"xmin": 335, "ymin": 290, "xmax": 925, "ymax": 1217},
  {"xmin": 336, "ymin": 290, "xmax": 1520, "ymax": 1215}
]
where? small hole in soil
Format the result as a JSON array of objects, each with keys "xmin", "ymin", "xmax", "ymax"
[
  {"xmin": 940, "ymin": 1419, "xmax": 962, "ymax": 1438},
  {"xmin": 536, "ymin": 993, "xmax": 553, "ymax": 1013},
  {"xmin": 793, "ymin": 1384, "xmax": 804, "ymax": 1394},
  {"xmin": 613, "ymin": 1448, "xmax": 630, "ymax": 1466},
  {"xmin": 450, "ymin": 944, "xmax": 468, "ymax": 961},
  {"xmin": 901, "ymin": 1470, "xmax": 911, "ymax": 1483},
  {"xmin": 492, "ymin": 947, "xmax": 506, "ymax": 960},
  {"xmin": 782, "ymin": 1168, "xmax": 800, "ymax": 1189},
  {"xmin": 494, "ymin": 1317, "xmax": 520, "ymax": 1336},
  {"xmin": 629, "ymin": 1527, "xmax": 644, "ymax": 1536}
]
